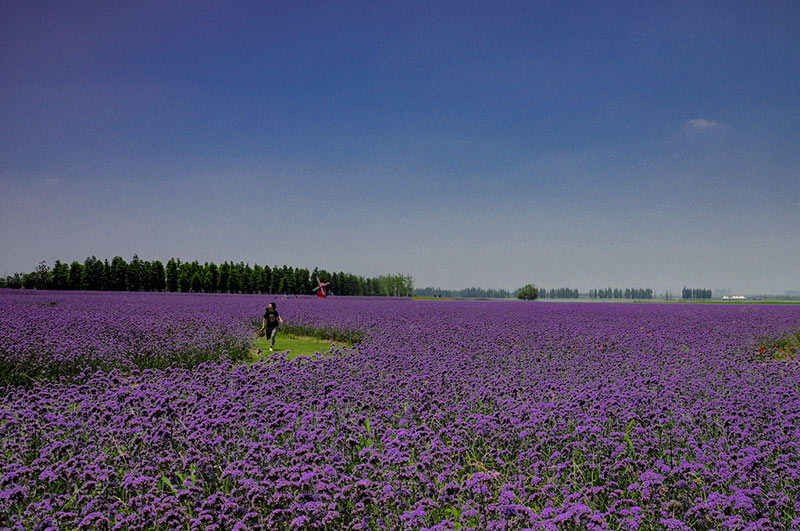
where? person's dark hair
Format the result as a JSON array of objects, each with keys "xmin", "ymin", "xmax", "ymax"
[{"xmin": 267, "ymin": 302, "xmax": 276, "ymax": 311}]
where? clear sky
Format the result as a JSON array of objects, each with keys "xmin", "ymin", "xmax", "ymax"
[{"xmin": 2, "ymin": 1, "xmax": 799, "ymax": 294}]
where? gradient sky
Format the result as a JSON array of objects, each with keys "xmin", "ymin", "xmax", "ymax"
[{"xmin": 2, "ymin": 1, "xmax": 799, "ymax": 294}]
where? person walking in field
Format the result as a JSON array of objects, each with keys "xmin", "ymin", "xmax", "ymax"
[{"xmin": 259, "ymin": 302, "xmax": 284, "ymax": 351}]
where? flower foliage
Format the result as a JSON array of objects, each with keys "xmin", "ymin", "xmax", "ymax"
[{"xmin": 1, "ymin": 291, "xmax": 800, "ymax": 529}]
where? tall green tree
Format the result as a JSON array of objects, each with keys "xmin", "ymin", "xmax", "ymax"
[
  {"xmin": 191, "ymin": 271, "xmax": 203, "ymax": 293},
  {"xmin": 140, "ymin": 261, "xmax": 153, "ymax": 291},
  {"xmin": 281, "ymin": 266, "xmax": 295, "ymax": 294},
  {"xmin": 82, "ymin": 256, "xmax": 103, "ymax": 291},
  {"xmin": 251, "ymin": 265, "xmax": 263, "ymax": 293},
  {"xmin": 242, "ymin": 263, "xmax": 254, "ymax": 293},
  {"xmin": 110, "ymin": 256, "xmax": 128, "ymax": 291},
  {"xmin": 178, "ymin": 263, "xmax": 191, "ymax": 292},
  {"xmin": 166, "ymin": 259, "xmax": 179, "ymax": 292},
  {"xmin": 22, "ymin": 272, "xmax": 37, "ymax": 289},
  {"xmin": 52, "ymin": 260, "xmax": 70, "ymax": 290},
  {"xmin": 270, "ymin": 266, "xmax": 282, "ymax": 294},
  {"xmin": 517, "ymin": 284, "xmax": 539, "ymax": 300},
  {"xmin": 126, "ymin": 254, "xmax": 143, "ymax": 292},
  {"xmin": 229, "ymin": 265, "xmax": 241, "ymax": 293},
  {"xmin": 218, "ymin": 262, "xmax": 230, "ymax": 293},
  {"xmin": 30, "ymin": 260, "xmax": 51, "ymax": 290},
  {"xmin": 201, "ymin": 263, "xmax": 213, "ymax": 293},
  {"xmin": 294, "ymin": 267, "xmax": 310, "ymax": 295},
  {"xmin": 102, "ymin": 259, "xmax": 111, "ymax": 290},
  {"xmin": 277, "ymin": 274, "xmax": 287, "ymax": 294},
  {"xmin": 207, "ymin": 262, "xmax": 218, "ymax": 293},
  {"xmin": 151, "ymin": 260, "xmax": 166, "ymax": 292},
  {"xmin": 68, "ymin": 261, "xmax": 83, "ymax": 290},
  {"xmin": 4, "ymin": 274, "xmax": 23, "ymax": 289},
  {"xmin": 259, "ymin": 265, "xmax": 271, "ymax": 293}
]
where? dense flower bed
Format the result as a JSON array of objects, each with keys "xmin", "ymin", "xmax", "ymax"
[
  {"xmin": 2, "ymin": 292, "xmax": 800, "ymax": 529},
  {"xmin": 0, "ymin": 290, "xmax": 263, "ymax": 385}
]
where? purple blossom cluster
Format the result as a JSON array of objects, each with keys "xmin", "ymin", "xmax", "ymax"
[
  {"xmin": 2, "ymin": 292, "xmax": 800, "ymax": 530},
  {"xmin": 0, "ymin": 290, "xmax": 261, "ymax": 385}
]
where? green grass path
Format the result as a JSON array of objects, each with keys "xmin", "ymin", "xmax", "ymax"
[{"xmin": 249, "ymin": 333, "xmax": 349, "ymax": 361}]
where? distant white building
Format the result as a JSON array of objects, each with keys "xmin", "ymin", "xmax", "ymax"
[{"xmin": 721, "ymin": 295, "xmax": 746, "ymax": 300}]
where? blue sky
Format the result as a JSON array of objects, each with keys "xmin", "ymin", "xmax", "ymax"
[{"xmin": 2, "ymin": 1, "xmax": 799, "ymax": 294}]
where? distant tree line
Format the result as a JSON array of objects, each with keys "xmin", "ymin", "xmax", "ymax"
[
  {"xmin": 1, "ymin": 256, "xmax": 414, "ymax": 297},
  {"xmin": 414, "ymin": 286, "xmax": 515, "ymax": 298},
  {"xmin": 539, "ymin": 288, "xmax": 580, "ymax": 299},
  {"xmin": 588, "ymin": 288, "xmax": 654, "ymax": 299},
  {"xmin": 682, "ymin": 287, "xmax": 712, "ymax": 300}
]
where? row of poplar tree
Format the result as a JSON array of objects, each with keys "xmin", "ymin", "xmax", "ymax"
[
  {"xmin": 533, "ymin": 287, "xmax": 710, "ymax": 299},
  {"xmin": 588, "ymin": 288, "xmax": 655, "ymax": 299},
  {"xmin": 543, "ymin": 287, "xmax": 654, "ymax": 299},
  {"xmin": 538, "ymin": 288, "xmax": 581, "ymax": 299},
  {"xmin": 413, "ymin": 286, "xmax": 516, "ymax": 298},
  {"xmin": 2, "ymin": 256, "xmax": 414, "ymax": 297},
  {"xmin": 681, "ymin": 287, "xmax": 713, "ymax": 300}
]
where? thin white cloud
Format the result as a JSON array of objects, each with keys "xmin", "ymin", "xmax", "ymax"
[{"xmin": 687, "ymin": 118, "xmax": 722, "ymax": 130}]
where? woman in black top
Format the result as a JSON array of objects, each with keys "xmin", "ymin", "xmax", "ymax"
[{"xmin": 259, "ymin": 302, "xmax": 284, "ymax": 351}]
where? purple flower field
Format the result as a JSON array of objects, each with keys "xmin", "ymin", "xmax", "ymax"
[
  {"xmin": 2, "ymin": 291, "xmax": 800, "ymax": 530},
  {"xmin": 0, "ymin": 290, "xmax": 263, "ymax": 385}
]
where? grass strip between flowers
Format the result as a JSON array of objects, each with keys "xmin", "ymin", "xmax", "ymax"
[{"xmin": 249, "ymin": 333, "xmax": 354, "ymax": 361}]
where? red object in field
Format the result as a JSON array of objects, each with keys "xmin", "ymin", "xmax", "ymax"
[{"xmin": 312, "ymin": 275, "xmax": 331, "ymax": 298}]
